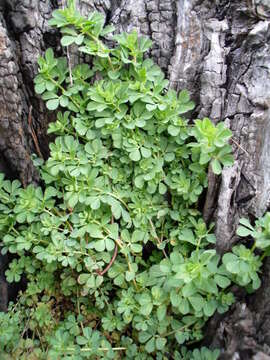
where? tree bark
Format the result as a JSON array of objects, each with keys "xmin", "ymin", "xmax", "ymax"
[{"xmin": 1, "ymin": 0, "xmax": 270, "ymax": 358}]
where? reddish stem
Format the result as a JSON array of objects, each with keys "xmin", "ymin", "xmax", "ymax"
[{"xmin": 96, "ymin": 243, "xmax": 118, "ymax": 276}]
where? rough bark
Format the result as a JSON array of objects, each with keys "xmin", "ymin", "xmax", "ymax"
[{"xmin": 1, "ymin": 0, "xmax": 270, "ymax": 358}]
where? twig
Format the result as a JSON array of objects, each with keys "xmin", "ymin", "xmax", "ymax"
[
  {"xmin": 230, "ymin": 137, "xmax": 250, "ymax": 157},
  {"xmin": 76, "ymin": 288, "xmax": 84, "ymax": 332},
  {"xmin": 67, "ymin": 47, "xmax": 73, "ymax": 86},
  {"xmin": 28, "ymin": 105, "xmax": 43, "ymax": 159},
  {"xmin": 61, "ymin": 0, "xmax": 73, "ymax": 86}
]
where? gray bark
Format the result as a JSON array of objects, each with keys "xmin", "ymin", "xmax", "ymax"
[{"xmin": 1, "ymin": 0, "xmax": 270, "ymax": 358}]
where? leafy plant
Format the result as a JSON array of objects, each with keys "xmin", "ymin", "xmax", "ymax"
[
  {"xmin": 0, "ymin": 1, "xmax": 267, "ymax": 358},
  {"xmin": 237, "ymin": 214, "xmax": 270, "ymax": 253}
]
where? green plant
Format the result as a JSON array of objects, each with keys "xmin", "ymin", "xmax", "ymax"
[{"xmin": 0, "ymin": 1, "xmax": 267, "ymax": 358}]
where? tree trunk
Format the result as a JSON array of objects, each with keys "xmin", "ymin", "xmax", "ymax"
[{"xmin": 1, "ymin": 0, "xmax": 270, "ymax": 358}]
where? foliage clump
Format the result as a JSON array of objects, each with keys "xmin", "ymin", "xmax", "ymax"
[{"xmin": 0, "ymin": 1, "xmax": 268, "ymax": 359}]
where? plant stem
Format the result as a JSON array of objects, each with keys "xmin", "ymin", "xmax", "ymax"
[
  {"xmin": 66, "ymin": 347, "xmax": 126, "ymax": 352},
  {"xmin": 149, "ymin": 218, "xmax": 168, "ymax": 258},
  {"xmin": 251, "ymin": 242, "xmax": 257, "ymax": 253},
  {"xmin": 48, "ymin": 76, "xmax": 81, "ymax": 110},
  {"xmin": 96, "ymin": 243, "xmax": 118, "ymax": 276},
  {"xmin": 115, "ymin": 238, "xmax": 138, "ymax": 290}
]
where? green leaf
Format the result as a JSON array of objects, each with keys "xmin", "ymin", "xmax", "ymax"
[
  {"xmin": 200, "ymin": 152, "xmax": 211, "ymax": 164},
  {"xmin": 132, "ymin": 230, "xmax": 145, "ymax": 242},
  {"xmin": 94, "ymin": 240, "xmax": 105, "ymax": 252},
  {"xmin": 101, "ymin": 25, "xmax": 115, "ymax": 36},
  {"xmin": 90, "ymin": 197, "xmax": 100, "ymax": 210},
  {"xmin": 35, "ymin": 82, "xmax": 46, "ymax": 94},
  {"xmin": 45, "ymin": 48, "xmax": 55, "ymax": 63},
  {"xmin": 68, "ymin": 193, "xmax": 79, "ymax": 207},
  {"xmin": 76, "ymin": 335, "xmax": 88, "ymax": 345},
  {"xmin": 87, "ymin": 224, "xmax": 103, "ymax": 238},
  {"xmin": 78, "ymin": 273, "xmax": 90, "ymax": 285},
  {"xmin": 175, "ymin": 331, "xmax": 188, "ymax": 345},
  {"xmin": 129, "ymin": 149, "xmax": 141, "ymax": 161},
  {"xmin": 179, "ymin": 229, "xmax": 196, "ymax": 245},
  {"xmin": 125, "ymin": 271, "xmax": 135, "ymax": 281},
  {"xmin": 182, "ymin": 283, "xmax": 197, "ymax": 297},
  {"xmin": 75, "ymin": 34, "xmax": 84, "ymax": 45},
  {"xmin": 178, "ymin": 298, "xmax": 189, "ymax": 315},
  {"xmin": 157, "ymin": 305, "xmax": 166, "ymax": 321},
  {"xmin": 138, "ymin": 293, "xmax": 152, "ymax": 305},
  {"xmin": 46, "ymin": 98, "xmax": 59, "ymax": 110},
  {"xmin": 236, "ymin": 226, "xmax": 253, "ymax": 237},
  {"xmin": 140, "ymin": 36, "xmax": 152, "ymax": 52},
  {"xmin": 206, "ymin": 234, "xmax": 216, "ymax": 244},
  {"xmin": 146, "ymin": 104, "xmax": 157, "ymax": 111},
  {"xmin": 145, "ymin": 337, "xmax": 155, "ymax": 353},
  {"xmin": 160, "ymin": 259, "xmax": 171, "ymax": 274},
  {"xmin": 44, "ymin": 186, "xmax": 57, "ymax": 200},
  {"xmin": 189, "ymin": 295, "xmax": 204, "ymax": 311},
  {"xmin": 178, "ymin": 101, "xmax": 195, "ymax": 114},
  {"xmin": 61, "ymin": 36, "xmax": 76, "ymax": 46},
  {"xmin": 214, "ymin": 274, "xmax": 231, "ymax": 288},
  {"xmin": 60, "ymin": 96, "xmax": 69, "ymax": 107},
  {"xmin": 239, "ymin": 218, "xmax": 254, "ymax": 230},
  {"xmin": 42, "ymin": 91, "xmax": 58, "ymax": 100},
  {"xmin": 130, "ymin": 243, "xmax": 142, "ymax": 252},
  {"xmin": 141, "ymin": 147, "xmax": 151, "ymax": 158},
  {"xmin": 108, "ymin": 70, "xmax": 120, "ymax": 80},
  {"xmin": 178, "ymin": 90, "xmax": 190, "ymax": 103},
  {"xmin": 105, "ymin": 238, "xmax": 115, "ymax": 251},
  {"xmin": 221, "ymin": 154, "xmax": 234, "ymax": 166},
  {"xmin": 111, "ymin": 201, "xmax": 122, "ymax": 220},
  {"xmin": 226, "ymin": 261, "xmax": 240, "ymax": 273},
  {"xmin": 211, "ymin": 159, "xmax": 222, "ymax": 175},
  {"xmin": 156, "ymin": 337, "xmax": 167, "ymax": 350},
  {"xmin": 222, "ymin": 253, "xmax": 238, "ymax": 267},
  {"xmin": 256, "ymin": 238, "xmax": 270, "ymax": 249},
  {"xmin": 159, "ymin": 182, "xmax": 167, "ymax": 195},
  {"xmin": 168, "ymin": 125, "xmax": 180, "ymax": 136},
  {"xmin": 86, "ymin": 275, "xmax": 96, "ymax": 288},
  {"xmin": 203, "ymin": 300, "xmax": 217, "ymax": 317},
  {"xmin": 170, "ymin": 291, "xmax": 180, "ymax": 307},
  {"xmin": 138, "ymin": 332, "xmax": 152, "ymax": 344},
  {"xmin": 223, "ymin": 253, "xmax": 240, "ymax": 274}
]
